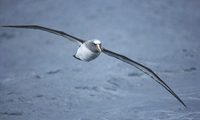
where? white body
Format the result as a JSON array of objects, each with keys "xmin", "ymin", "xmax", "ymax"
[{"xmin": 75, "ymin": 43, "xmax": 100, "ymax": 61}]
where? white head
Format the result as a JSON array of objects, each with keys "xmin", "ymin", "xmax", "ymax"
[
  {"xmin": 93, "ymin": 39, "xmax": 101, "ymax": 44},
  {"xmin": 92, "ymin": 39, "xmax": 102, "ymax": 52}
]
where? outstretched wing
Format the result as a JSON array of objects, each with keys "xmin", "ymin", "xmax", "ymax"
[
  {"xmin": 102, "ymin": 48, "xmax": 187, "ymax": 108},
  {"xmin": 1, "ymin": 25, "xmax": 85, "ymax": 45}
]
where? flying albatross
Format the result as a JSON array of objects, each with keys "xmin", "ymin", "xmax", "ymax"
[{"xmin": 1, "ymin": 25, "xmax": 187, "ymax": 108}]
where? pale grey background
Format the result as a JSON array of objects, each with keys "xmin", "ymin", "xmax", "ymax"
[{"xmin": 0, "ymin": 0, "xmax": 200, "ymax": 120}]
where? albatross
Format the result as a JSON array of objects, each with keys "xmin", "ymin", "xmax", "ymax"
[{"xmin": 1, "ymin": 25, "xmax": 187, "ymax": 108}]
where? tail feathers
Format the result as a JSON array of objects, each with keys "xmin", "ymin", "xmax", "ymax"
[{"xmin": 73, "ymin": 55, "xmax": 82, "ymax": 61}]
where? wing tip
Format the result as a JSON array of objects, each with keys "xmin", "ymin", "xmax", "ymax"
[
  {"xmin": 0, "ymin": 25, "xmax": 38, "ymax": 27},
  {"xmin": 0, "ymin": 25, "xmax": 9, "ymax": 27},
  {"xmin": 181, "ymin": 101, "xmax": 188, "ymax": 108},
  {"xmin": 0, "ymin": 25, "xmax": 21, "ymax": 28}
]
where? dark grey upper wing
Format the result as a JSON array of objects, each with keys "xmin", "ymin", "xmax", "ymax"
[
  {"xmin": 102, "ymin": 48, "xmax": 187, "ymax": 108},
  {"xmin": 1, "ymin": 25, "xmax": 85, "ymax": 45}
]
